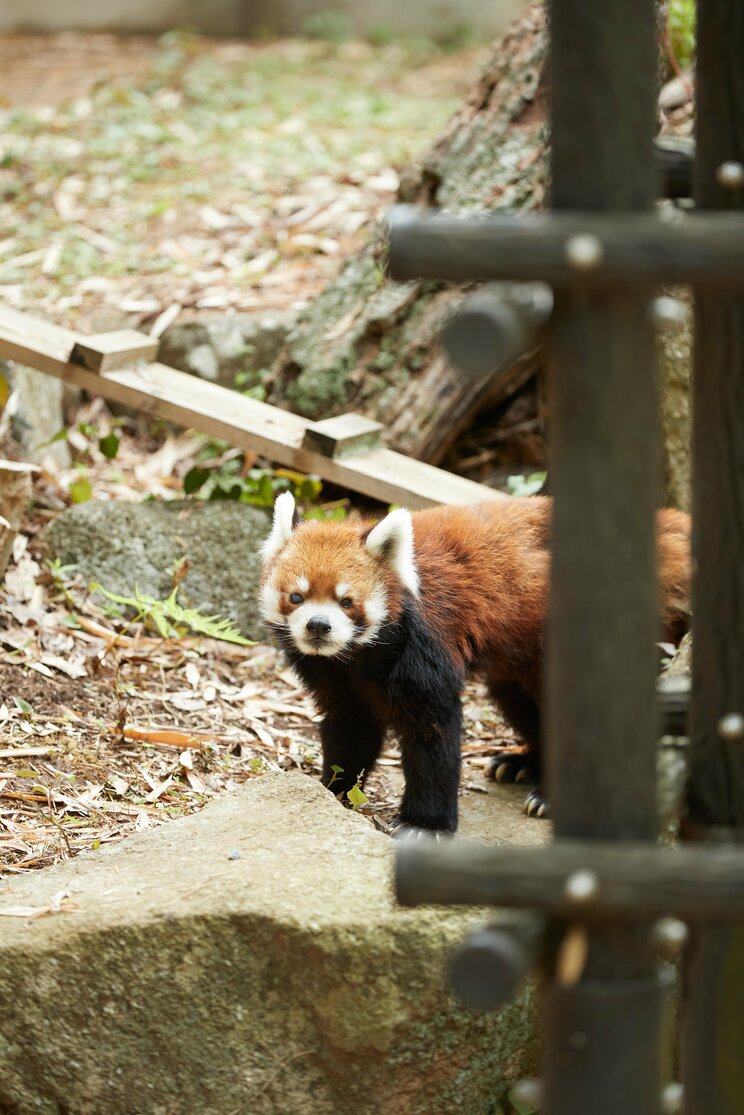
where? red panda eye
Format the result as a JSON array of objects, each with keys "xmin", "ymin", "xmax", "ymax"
[
  {"xmin": 289, "ymin": 592, "xmax": 304, "ymax": 605},
  {"xmin": 339, "ymin": 597, "xmax": 353, "ymax": 609}
]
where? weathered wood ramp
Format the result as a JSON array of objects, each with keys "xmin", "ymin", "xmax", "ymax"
[{"xmin": 0, "ymin": 303, "xmax": 499, "ymax": 509}]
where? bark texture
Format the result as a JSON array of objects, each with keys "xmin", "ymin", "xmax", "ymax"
[
  {"xmin": 658, "ymin": 287, "xmax": 692, "ymax": 511},
  {"xmin": 267, "ymin": 2, "xmax": 692, "ymax": 507},
  {"xmin": 267, "ymin": 4, "xmax": 549, "ymax": 466}
]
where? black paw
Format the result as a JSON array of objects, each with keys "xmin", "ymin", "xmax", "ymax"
[
  {"xmin": 486, "ymin": 752, "xmax": 538, "ymax": 785},
  {"xmin": 523, "ymin": 789, "xmax": 551, "ymax": 819}
]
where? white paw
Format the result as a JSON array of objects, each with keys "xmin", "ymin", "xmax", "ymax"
[{"xmin": 392, "ymin": 823, "xmax": 452, "ymax": 843}]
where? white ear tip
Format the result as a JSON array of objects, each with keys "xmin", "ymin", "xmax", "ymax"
[
  {"xmin": 261, "ymin": 490, "xmax": 298, "ymax": 562},
  {"xmin": 365, "ymin": 508, "xmax": 411, "ymax": 553},
  {"xmin": 364, "ymin": 507, "xmax": 419, "ymax": 596}
]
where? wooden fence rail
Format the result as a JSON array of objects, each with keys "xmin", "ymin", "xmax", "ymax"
[{"xmin": 0, "ymin": 302, "xmax": 499, "ymax": 510}]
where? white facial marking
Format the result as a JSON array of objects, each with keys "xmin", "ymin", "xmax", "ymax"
[
  {"xmin": 258, "ymin": 581, "xmax": 283, "ymax": 626},
  {"xmin": 296, "ymin": 576, "xmax": 310, "ymax": 594},
  {"xmin": 356, "ymin": 587, "xmax": 388, "ymax": 645},
  {"xmin": 364, "ymin": 508, "xmax": 420, "ymax": 597},
  {"xmin": 288, "ymin": 600, "xmax": 356, "ymax": 657},
  {"xmin": 261, "ymin": 491, "xmax": 296, "ymax": 563},
  {"xmin": 335, "ymin": 582, "xmax": 351, "ymax": 599}
]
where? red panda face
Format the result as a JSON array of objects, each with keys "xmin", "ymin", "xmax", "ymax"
[{"xmin": 259, "ymin": 492, "xmax": 417, "ymax": 657}]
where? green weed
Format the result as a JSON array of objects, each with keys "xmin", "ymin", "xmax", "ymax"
[{"xmin": 92, "ymin": 583, "xmax": 253, "ymax": 645}]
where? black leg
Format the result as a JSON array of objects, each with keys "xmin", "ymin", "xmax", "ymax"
[
  {"xmin": 486, "ymin": 681, "xmax": 543, "ymax": 781},
  {"xmin": 486, "ymin": 682, "xmax": 550, "ymax": 818},
  {"xmin": 384, "ymin": 599, "xmax": 467, "ymax": 833},
  {"xmin": 395, "ymin": 707, "xmax": 463, "ymax": 833},
  {"xmin": 320, "ymin": 703, "xmax": 386, "ymax": 797}
]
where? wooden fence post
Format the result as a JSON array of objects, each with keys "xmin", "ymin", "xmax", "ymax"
[
  {"xmin": 681, "ymin": 2, "xmax": 744, "ymax": 1111},
  {"xmin": 543, "ymin": 1, "xmax": 664, "ymax": 1112},
  {"xmin": 389, "ymin": 2, "xmax": 744, "ymax": 1109}
]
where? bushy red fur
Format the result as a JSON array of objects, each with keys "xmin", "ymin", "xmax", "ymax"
[{"xmin": 411, "ymin": 497, "xmax": 690, "ymax": 684}]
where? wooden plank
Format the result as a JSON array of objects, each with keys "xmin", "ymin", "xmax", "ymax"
[
  {"xmin": 388, "ymin": 207, "xmax": 744, "ymax": 288},
  {"xmin": 337, "ymin": 446, "xmax": 498, "ymax": 508},
  {"xmin": 302, "ymin": 413, "xmax": 382, "ymax": 458},
  {"xmin": 0, "ymin": 303, "xmax": 499, "ymax": 509},
  {"xmin": 0, "ymin": 306, "xmax": 158, "ymax": 374},
  {"xmin": 70, "ymin": 330, "xmax": 160, "ymax": 373},
  {"xmin": 0, "ymin": 302, "xmax": 77, "ymax": 374},
  {"xmin": 396, "ymin": 838, "xmax": 744, "ymax": 921}
]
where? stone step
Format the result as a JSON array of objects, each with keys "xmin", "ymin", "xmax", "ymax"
[{"xmin": 0, "ymin": 771, "xmax": 538, "ymax": 1115}]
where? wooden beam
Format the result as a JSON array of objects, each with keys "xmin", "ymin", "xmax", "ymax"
[
  {"xmin": 302, "ymin": 414, "xmax": 383, "ymax": 458},
  {"xmin": 388, "ymin": 207, "xmax": 744, "ymax": 287},
  {"xmin": 0, "ymin": 303, "xmax": 500, "ymax": 510},
  {"xmin": 442, "ymin": 282, "xmax": 552, "ymax": 378},
  {"xmin": 396, "ymin": 839, "xmax": 744, "ymax": 921},
  {"xmin": 70, "ymin": 330, "xmax": 160, "ymax": 373},
  {"xmin": 0, "ymin": 302, "xmax": 77, "ymax": 373}
]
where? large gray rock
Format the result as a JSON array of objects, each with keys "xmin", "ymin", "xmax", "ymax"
[
  {"xmin": 0, "ymin": 772, "xmax": 538, "ymax": 1115},
  {"xmin": 43, "ymin": 499, "xmax": 272, "ymax": 639},
  {"xmin": 159, "ymin": 312, "xmax": 294, "ymax": 391}
]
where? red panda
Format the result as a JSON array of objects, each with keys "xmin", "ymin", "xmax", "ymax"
[{"xmin": 259, "ymin": 490, "xmax": 690, "ymax": 834}]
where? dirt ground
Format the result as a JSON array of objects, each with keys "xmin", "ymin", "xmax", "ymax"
[{"xmin": 0, "ymin": 581, "xmax": 547, "ymax": 874}]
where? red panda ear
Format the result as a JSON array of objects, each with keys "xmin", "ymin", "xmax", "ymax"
[
  {"xmin": 262, "ymin": 491, "xmax": 299, "ymax": 563},
  {"xmin": 363, "ymin": 508, "xmax": 419, "ymax": 597}
]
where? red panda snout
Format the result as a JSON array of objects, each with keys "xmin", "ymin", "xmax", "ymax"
[
  {"xmin": 259, "ymin": 576, "xmax": 390, "ymax": 656},
  {"xmin": 286, "ymin": 595, "xmax": 360, "ymax": 656}
]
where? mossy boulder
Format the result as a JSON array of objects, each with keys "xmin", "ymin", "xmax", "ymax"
[
  {"xmin": 0, "ymin": 772, "xmax": 539, "ymax": 1115},
  {"xmin": 43, "ymin": 499, "xmax": 272, "ymax": 639}
]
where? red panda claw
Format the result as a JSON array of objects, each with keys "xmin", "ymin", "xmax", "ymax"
[
  {"xmin": 523, "ymin": 790, "xmax": 551, "ymax": 819},
  {"xmin": 392, "ymin": 822, "xmax": 427, "ymax": 842},
  {"xmin": 494, "ymin": 762, "xmax": 515, "ymax": 783},
  {"xmin": 392, "ymin": 821, "xmax": 453, "ymax": 842}
]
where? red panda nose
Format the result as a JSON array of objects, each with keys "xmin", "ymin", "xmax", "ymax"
[{"xmin": 306, "ymin": 616, "xmax": 332, "ymax": 638}]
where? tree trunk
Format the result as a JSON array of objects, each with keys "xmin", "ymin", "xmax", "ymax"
[
  {"xmin": 267, "ymin": 4, "xmax": 549, "ymax": 467},
  {"xmin": 267, "ymin": 2, "xmax": 692, "ymax": 508},
  {"xmin": 0, "ymin": 515, "xmax": 14, "ymax": 581},
  {"xmin": 0, "ymin": 460, "xmax": 37, "ymax": 530},
  {"xmin": 0, "ymin": 459, "xmax": 37, "ymax": 581}
]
